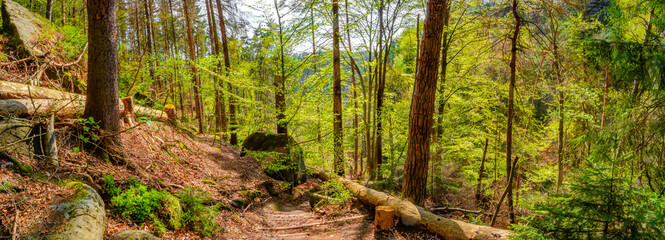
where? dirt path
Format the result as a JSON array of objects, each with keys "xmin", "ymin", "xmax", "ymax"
[{"xmin": 251, "ymin": 200, "xmax": 373, "ymax": 240}]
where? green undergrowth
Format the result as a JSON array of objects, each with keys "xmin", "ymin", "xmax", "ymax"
[
  {"xmin": 104, "ymin": 176, "xmax": 220, "ymax": 237},
  {"xmin": 176, "ymin": 187, "xmax": 223, "ymax": 237},
  {"xmin": 107, "ymin": 177, "xmax": 181, "ymax": 236}
]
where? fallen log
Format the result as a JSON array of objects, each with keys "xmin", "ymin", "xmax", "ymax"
[
  {"xmin": 0, "ymin": 81, "xmax": 167, "ymax": 121},
  {"xmin": 317, "ymin": 170, "xmax": 512, "ymax": 240}
]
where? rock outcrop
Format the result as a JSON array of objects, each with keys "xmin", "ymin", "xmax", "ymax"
[
  {"xmin": 1, "ymin": 0, "xmax": 61, "ymax": 58},
  {"xmin": 241, "ymin": 132, "xmax": 307, "ymax": 185},
  {"xmin": 48, "ymin": 182, "xmax": 106, "ymax": 240}
]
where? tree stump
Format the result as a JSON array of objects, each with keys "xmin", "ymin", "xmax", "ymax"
[
  {"xmin": 164, "ymin": 104, "xmax": 176, "ymax": 125},
  {"xmin": 120, "ymin": 97, "xmax": 135, "ymax": 126},
  {"xmin": 374, "ymin": 206, "xmax": 396, "ymax": 231}
]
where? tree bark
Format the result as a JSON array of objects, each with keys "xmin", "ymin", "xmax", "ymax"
[
  {"xmin": 181, "ymin": 0, "xmax": 204, "ymax": 133},
  {"xmin": 333, "ymin": 0, "xmax": 344, "ymax": 176},
  {"xmin": 346, "ymin": 0, "xmax": 359, "ymax": 178},
  {"xmin": 46, "ymin": 0, "xmax": 53, "ymax": 21},
  {"xmin": 215, "ymin": 0, "xmax": 237, "ymax": 145},
  {"xmin": 210, "ymin": 0, "xmax": 228, "ymax": 137},
  {"xmin": 85, "ymin": 0, "xmax": 120, "ymax": 133},
  {"xmin": 505, "ymin": 0, "xmax": 520, "ymax": 224},
  {"xmin": 475, "ymin": 138, "xmax": 488, "ymax": 203},
  {"xmin": 402, "ymin": 0, "xmax": 447, "ymax": 205}
]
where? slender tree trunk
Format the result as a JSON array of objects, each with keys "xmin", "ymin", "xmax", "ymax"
[
  {"xmin": 374, "ymin": 0, "xmax": 386, "ymax": 180},
  {"xmin": 210, "ymin": 0, "xmax": 228, "ymax": 136},
  {"xmin": 61, "ymin": 0, "xmax": 65, "ymax": 24},
  {"xmin": 333, "ymin": 0, "xmax": 344, "ymax": 176},
  {"xmin": 346, "ymin": 0, "xmax": 359, "ymax": 177},
  {"xmin": 46, "ymin": 0, "xmax": 53, "ymax": 21},
  {"xmin": 436, "ymin": 0, "xmax": 450, "ymax": 141},
  {"xmin": 505, "ymin": 0, "xmax": 520, "ymax": 224},
  {"xmin": 182, "ymin": 0, "xmax": 204, "ymax": 133},
  {"xmin": 403, "ymin": 0, "xmax": 446, "ymax": 205},
  {"xmin": 274, "ymin": 2, "xmax": 287, "ymax": 135},
  {"xmin": 143, "ymin": 0, "xmax": 157, "ymax": 94},
  {"xmin": 214, "ymin": 0, "xmax": 237, "ymax": 144},
  {"xmin": 475, "ymin": 138, "xmax": 489, "ymax": 203}
]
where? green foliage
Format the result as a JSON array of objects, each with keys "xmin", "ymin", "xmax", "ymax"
[
  {"xmin": 111, "ymin": 181, "xmax": 167, "ymax": 223},
  {"xmin": 56, "ymin": 25, "xmax": 87, "ymax": 61},
  {"xmin": 176, "ymin": 187, "xmax": 222, "ymax": 237},
  {"xmin": 0, "ymin": 181, "xmax": 18, "ymax": 193},
  {"xmin": 513, "ymin": 154, "xmax": 665, "ymax": 240},
  {"xmin": 320, "ymin": 179, "xmax": 352, "ymax": 205},
  {"xmin": 101, "ymin": 174, "xmax": 121, "ymax": 198}
]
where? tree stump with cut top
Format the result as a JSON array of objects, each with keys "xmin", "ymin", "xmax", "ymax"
[
  {"xmin": 374, "ymin": 205, "xmax": 396, "ymax": 231},
  {"xmin": 120, "ymin": 97, "xmax": 135, "ymax": 126},
  {"xmin": 164, "ymin": 104, "xmax": 176, "ymax": 125}
]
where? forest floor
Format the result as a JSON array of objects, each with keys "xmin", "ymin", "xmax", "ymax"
[{"xmin": 0, "ymin": 121, "xmax": 441, "ymax": 239}]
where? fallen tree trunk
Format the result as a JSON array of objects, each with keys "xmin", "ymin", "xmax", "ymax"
[
  {"xmin": 317, "ymin": 170, "xmax": 512, "ymax": 240},
  {"xmin": 0, "ymin": 81, "xmax": 167, "ymax": 121}
]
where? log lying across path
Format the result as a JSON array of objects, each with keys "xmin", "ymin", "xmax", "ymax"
[
  {"xmin": 317, "ymin": 171, "xmax": 512, "ymax": 240},
  {"xmin": 0, "ymin": 81, "xmax": 167, "ymax": 120}
]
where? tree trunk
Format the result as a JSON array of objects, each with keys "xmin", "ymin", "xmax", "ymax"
[
  {"xmin": 181, "ymin": 0, "xmax": 204, "ymax": 133},
  {"xmin": 346, "ymin": 0, "xmax": 359, "ymax": 178},
  {"xmin": 46, "ymin": 0, "xmax": 53, "ymax": 21},
  {"xmin": 505, "ymin": 0, "xmax": 520, "ymax": 224},
  {"xmin": 332, "ymin": 0, "xmax": 344, "ymax": 176},
  {"xmin": 275, "ymin": 75, "xmax": 286, "ymax": 134},
  {"xmin": 403, "ymin": 0, "xmax": 447, "ymax": 205},
  {"xmin": 475, "ymin": 138, "xmax": 489, "ymax": 203},
  {"xmin": 214, "ymin": 0, "xmax": 237, "ymax": 145},
  {"xmin": 85, "ymin": 0, "xmax": 120, "ymax": 133},
  {"xmin": 274, "ymin": 2, "xmax": 287, "ymax": 135},
  {"xmin": 210, "ymin": 0, "xmax": 227, "ymax": 137},
  {"xmin": 436, "ymin": 1, "xmax": 450, "ymax": 141},
  {"xmin": 143, "ymin": 0, "xmax": 157, "ymax": 93}
]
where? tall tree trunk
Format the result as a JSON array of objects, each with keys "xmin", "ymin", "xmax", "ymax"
[
  {"xmin": 403, "ymin": 0, "xmax": 446, "ymax": 205},
  {"xmin": 374, "ymin": 0, "xmax": 385, "ymax": 180},
  {"xmin": 182, "ymin": 0, "xmax": 204, "ymax": 133},
  {"xmin": 143, "ymin": 0, "xmax": 157, "ymax": 94},
  {"xmin": 505, "ymin": 0, "xmax": 520, "ymax": 224},
  {"xmin": 85, "ymin": 0, "xmax": 119, "ymax": 133},
  {"xmin": 61, "ymin": 0, "xmax": 65, "ymax": 24},
  {"xmin": 346, "ymin": 0, "xmax": 359, "ymax": 177},
  {"xmin": 332, "ymin": 0, "xmax": 344, "ymax": 176},
  {"xmin": 215, "ymin": 0, "xmax": 237, "ymax": 144},
  {"xmin": 275, "ymin": 2, "xmax": 287, "ymax": 135},
  {"xmin": 436, "ymin": 0, "xmax": 450, "ymax": 141},
  {"xmin": 46, "ymin": 0, "xmax": 53, "ymax": 21}
]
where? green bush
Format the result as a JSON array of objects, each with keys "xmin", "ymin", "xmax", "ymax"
[
  {"xmin": 176, "ymin": 187, "xmax": 222, "ymax": 237},
  {"xmin": 110, "ymin": 180, "xmax": 183, "ymax": 236},
  {"xmin": 111, "ymin": 181, "xmax": 166, "ymax": 223},
  {"xmin": 320, "ymin": 179, "xmax": 352, "ymax": 205},
  {"xmin": 512, "ymin": 156, "xmax": 665, "ymax": 240},
  {"xmin": 101, "ymin": 174, "xmax": 121, "ymax": 198}
]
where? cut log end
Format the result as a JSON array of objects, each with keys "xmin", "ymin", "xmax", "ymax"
[
  {"xmin": 164, "ymin": 104, "xmax": 176, "ymax": 125},
  {"xmin": 374, "ymin": 206, "xmax": 396, "ymax": 232},
  {"xmin": 120, "ymin": 97, "xmax": 135, "ymax": 126}
]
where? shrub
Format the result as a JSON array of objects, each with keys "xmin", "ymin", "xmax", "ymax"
[
  {"xmin": 319, "ymin": 179, "xmax": 352, "ymax": 205},
  {"xmin": 176, "ymin": 187, "xmax": 222, "ymax": 237},
  {"xmin": 101, "ymin": 174, "xmax": 120, "ymax": 198},
  {"xmin": 111, "ymin": 182, "xmax": 166, "ymax": 223}
]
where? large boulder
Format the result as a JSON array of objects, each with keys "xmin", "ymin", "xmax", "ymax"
[
  {"xmin": 241, "ymin": 132, "xmax": 307, "ymax": 185},
  {"xmin": 1, "ymin": 0, "xmax": 61, "ymax": 58},
  {"xmin": 49, "ymin": 182, "xmax": 105, "ymax": 240}
]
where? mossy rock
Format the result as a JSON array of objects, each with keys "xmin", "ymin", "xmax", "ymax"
[
  {"xmin": 160, "ymin": 193, "xmax": 182, "ymax": 230},
  {"xmin": 49, "ymin": 183, "xmax": 105, "ymax": 240},
  {"xmin": 241, "ymin": 132, "xmax": 307, "ymax": 185},
  {"xmin": 1, "ymin": 0, "xmax": 60, "ymax": 58},
  {"xmin": 110, "ymin": 230, "xmax": 158, "ymax": 240}
]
